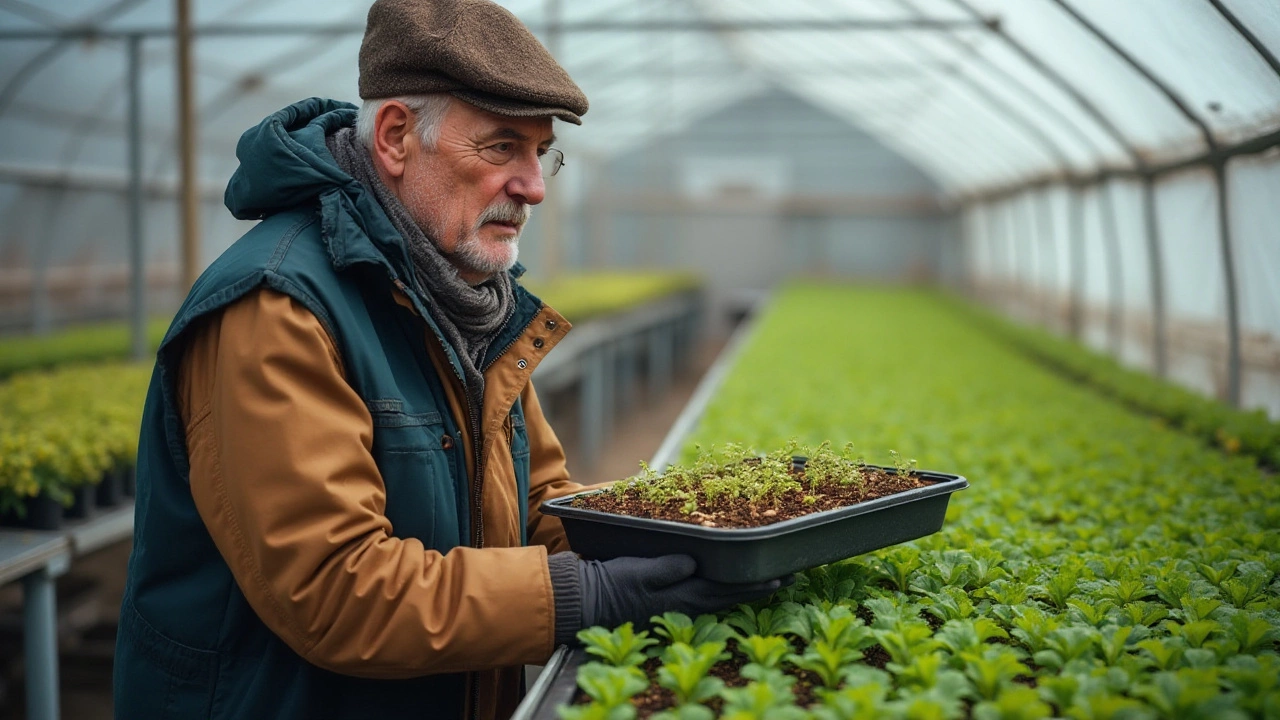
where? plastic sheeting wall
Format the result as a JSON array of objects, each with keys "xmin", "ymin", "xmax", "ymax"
[{"xmin": 964, "ymin": 152, "xmax": 1280, "ymax": 419}]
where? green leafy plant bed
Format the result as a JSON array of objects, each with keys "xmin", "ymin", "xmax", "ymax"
[
  {"xmin": 521, "ymin": 285, "xmax": 1280, "ymax": 720},
  {"xmin": 542, "ymin": 444, "xmax": 968, "ymax": 584}
]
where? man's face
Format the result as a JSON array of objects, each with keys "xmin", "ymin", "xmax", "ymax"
[{"xmin": 399, "ymin": 101, "xmax": 554, "ymax": 284}]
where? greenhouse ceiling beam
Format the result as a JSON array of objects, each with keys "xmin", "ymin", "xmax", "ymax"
[
  {"xmin": 965, "ymin": 126, "xmax": 1280, "ymax": 199},
  {"xmin": 884, "ymin": 0, "xmax": 1074, "ymax": 175},
  {"xmin": 1050, "ymin": 0, "xmax": 1240, "ymax": 407},
  {"xmin": 896, "ymin": 0, "xmax": 1113, "ymax": 169},
  {"xmin": 0, "ymin": 18, "xmax": 986, "ymax": 41},
  {"xmin": 945, "ymin": 0, "xmax": 1144, "ymax": 170},
  {"xmin": 1206, "ymin": 0, "xmax": 1280, "ymax": 79}
]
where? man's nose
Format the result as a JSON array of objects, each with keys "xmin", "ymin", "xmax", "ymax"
[{"xmin": 505, "ymin": 156, "xmax": 546, "ymax": 206}]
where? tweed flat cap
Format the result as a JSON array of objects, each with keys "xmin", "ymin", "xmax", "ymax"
[{"xmin": 359, "ymin": 0, "xmax": 589, "ymax": 124}]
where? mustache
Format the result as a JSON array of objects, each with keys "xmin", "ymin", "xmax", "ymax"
[{"xmin": 475, "ymin": 199, "xmax": 531, "ymax": 229}]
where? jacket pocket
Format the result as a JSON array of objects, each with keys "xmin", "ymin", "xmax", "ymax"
[
  {"xmin": 115, "ymin": 595, "xmax": 219, "ymax": 719},
  {"xmin": 368, "ymin": 404, "xmax": 462, "ymax": 549}
]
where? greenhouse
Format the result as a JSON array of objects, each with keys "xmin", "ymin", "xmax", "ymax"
[{"xmin": 0, "ymin": 1, "xmax": 1278, "ymax": 719}]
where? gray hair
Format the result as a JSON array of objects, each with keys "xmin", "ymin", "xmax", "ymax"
[{"xmin": 354, "ymin": 94, "xmax": 453, "ymax": 150}]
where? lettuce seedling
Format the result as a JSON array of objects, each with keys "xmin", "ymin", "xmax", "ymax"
[
  {"xmin": 1032, "ymin": 626, "xmax": 1100, "ymax": 671},
  {"xmin": 1009, "ymin": 607, "xmax": 1062, "ymax": 654},
  {"xmin": 1221, "ymin": 654, "xmax": 1280, "ymax": 717},
  {"xmin": 657, "ymin": 641, "xmax": 729, "ymax": 706},
  {"xmin": 1175, "ymin": 596, "xmax": 1224, "ymax": 623},
  {"xmin": 873, "ymin": 547, "xmax": 924, "ymax": 594},
  {"xmin": 1135, "ymin": 638, "xmax": 1186, "ymax": 672},
  {"xmin": 649, "ymin": 612, "xmax": 734, "ymax": 647},
  {"xmin": 1221, "ymin": 574, "xmax": 1269, "ymax": 609},
  {"xmin": 1164, "ymin": 619, "xmax": 1222, "ymax": 649},
  {"xmin": 971, "ymin": 685, "xmax": 1052, "ymax": 720},
  {"xmin": 1132, "ymin": 669, "xmax": 1244, "ymax": 719},
  {"xmin": 811, "ymin": 682, "xmax": 891, "ymax": 720},
  {"xmin": 574, "ymin": 663, "xmax": 649, "ymax": 709},
  {"xmin": 808, "ymin": 605, "xmax": 875, "ymax": 651},
  {"xmin": 923, "ymin": 587, "xmax": 978, "ymax": 623},
  {"xmin": 874, "ymin": 620, "xmax": 939, "ymax": 666},
  {"xmin": 737, "ymin": 634, "xmax": 791, "ymax": 670},
  {"xmin": 720, "ymin": 679, "xmax": 807, "ymax": 720},
  {"xmin": 725, "ymin": 603, "xmax": 807, "ymax": 638},
  {"xmin": 934, "ymin": 618, "xmax": 1009, "ymax": 658},
  {"xmin": 1227, "ymin": 612, "xmax": 1277, "ymax": 655},
  {"xmin": 1119, "ymin": 601, "xmax": 1169, "ymax": 628},
  {"xmin": 788, "ymin": 638, "xmax": 865, "ymax": 690},
  {"xmin": 1095, "ymin": 625, "xmax": 1138, "ymax": 667},
  {"xmin": 962, "ymin": 647, "xmax": 1030, "ymax": 701},
  {"xmin": 578, "ymin": 623, "xmax": 658, "ymax": 668}
]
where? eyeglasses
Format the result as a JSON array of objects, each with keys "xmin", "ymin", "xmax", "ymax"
[
  {"xmin": 475, "ymin": 141, "xmax": 565, "ymax": 177},
  {"xmin": 539, "ymin": 148, "xmax": 565, "ymax": 178}
]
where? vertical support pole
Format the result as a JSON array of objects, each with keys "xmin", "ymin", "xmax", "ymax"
[
  {"xmin": 957, "ymin": 202, "xmax": 972, "ymax": 297},
  {"xmin": 987, "ymin": 200, "xmax": 1003, "ymax": 306},
  {"xmin": 1097, "ymin": 179, "xmax": 1125, "ymax": 359},
  {"xmin": 176, "ymin": 0, "xmax": 200, "ymax": 290},
  {"xmin": 30, "ymin": 192, "xmax": 58, "ymax": 336},
  {"xmin": 1012, "ymin": 191, "xmax": 1035, "ymax": 319},
  {"xmin": 127, "ymin": 34, "xmax": 147, "ymax": 361},
  {"xmin": 23, "ymin": 569, "xmax": 60, "ymax": 720},
  {"xmin": 1004, "ymin": 199, "xmax": 1020, "ymax": 314},
  {"xmin": 540, "ymin": 0, "xmax": 563, "ymax": 277},
  {"xmin": 1142, "ymin": 177, "xmax": 1168, "ymax": 378},
  {"xmin": 1214, "ymin": 162, "xmax": 1242, "ymax": 407},
  {"xmin": 1067, "ymin": 185, "xmax": 1085, "ymax": 341},
  {"xmin": 1035, "ymin": 188, "xmax": 1056, "ymax": 328}
]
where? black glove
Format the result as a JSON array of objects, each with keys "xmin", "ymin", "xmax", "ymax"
[{"xmin": 577, "ymin": 554, "xmax": 786, "ymax": 630}]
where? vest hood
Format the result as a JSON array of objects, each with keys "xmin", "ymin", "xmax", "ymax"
[{"xmin": 224, "ymin": 97, "xmax": 359, "ymax": 221}]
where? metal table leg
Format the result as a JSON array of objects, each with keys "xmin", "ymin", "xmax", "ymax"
[{"xmin": 23, "ymin": 558, "xmax": 66, "ymax": 720}]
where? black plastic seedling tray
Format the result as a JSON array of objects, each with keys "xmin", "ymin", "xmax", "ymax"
[{"xmin": 541, "ymin": 466, "xmax": 968, "ymax": 584}]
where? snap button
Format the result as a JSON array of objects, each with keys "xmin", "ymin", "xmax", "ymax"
[
  {"xmin": 441, "ymin": 434, "xmax": 454, "ymax": 450},
  {"xmin": 545, "ymin": 320, "xmax": 557, "ymax": 330},
  {"xmin": 517, "ymin": 359, "xmax": 528, "ymax": 369},
  {"xmin": 533, "ymin": 338, "xmax": 545, "ymax": 349}
]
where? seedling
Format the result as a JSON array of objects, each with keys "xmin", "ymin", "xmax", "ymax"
[
  {"xmin": 577, "ymin": 623, "xmax": 658, "ymax": 668},
  {"xmin": 725, "ymin": 603, "xmax": 808, "ymax": 638},
  {"xmin": 788, "ymin": 638, "xmax": 866, "ymax": 690},
  {"xmin": 650, "ymin": 612, "xmax": 735, "ymax": 647},
  {"xmin": 657, "ymin": 641, "xmax": 730, "ymax": 706},
  {"xmin": 573, "ymin": 663, "xmax": 648, "ymax": 709}
]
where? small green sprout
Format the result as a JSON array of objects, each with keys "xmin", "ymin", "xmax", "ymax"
[
  {"xmin": 577, "ymin": 623, "xmax": 658, "ymax": 667},
  {"xmin": 657, "ymin": 641, "xmax": 730, "ymax": 706}
]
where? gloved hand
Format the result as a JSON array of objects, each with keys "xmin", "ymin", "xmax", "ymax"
[{"xmin": 578, "ymin": 554, "xmax": 787, "ymax": 630}]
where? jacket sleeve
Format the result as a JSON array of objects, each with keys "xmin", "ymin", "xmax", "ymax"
[
  {"xmin": 520, "ymin": 381, "xmax": 610, "ymax": 553},
  {"xmin": 176, "ymin": 287, "xmax": 556, "ymax": 679}
]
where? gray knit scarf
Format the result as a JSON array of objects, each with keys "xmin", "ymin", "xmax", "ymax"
[{"xmin": 326, "ymin": 126, "xmax": 514, "ymax": 412}]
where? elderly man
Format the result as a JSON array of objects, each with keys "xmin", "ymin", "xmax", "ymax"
[{"xmin": 113, "ymin": 1, "xmax": 783, "ymax": 718}]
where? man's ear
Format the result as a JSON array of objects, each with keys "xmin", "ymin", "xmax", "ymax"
[{"xmin": 373, "ymin": 100, "xmax": 415, "ymax": 179}]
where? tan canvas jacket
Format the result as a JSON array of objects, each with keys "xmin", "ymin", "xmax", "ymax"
[{"xmin": 176, "ymin": 286, "xmax": 597, "ymax": 719}]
